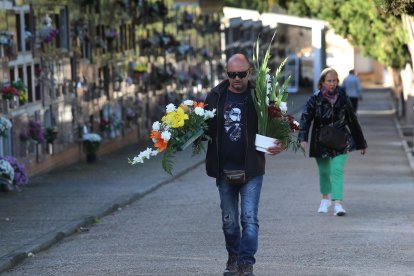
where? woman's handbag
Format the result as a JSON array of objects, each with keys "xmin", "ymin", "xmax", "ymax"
[
  {"xmin": 318, "ymin": 125, "xmax": 347, "ymax": 150},
  {"xmin": 223, "ymin": 170, "xmax": 246, "ymax": 186}
]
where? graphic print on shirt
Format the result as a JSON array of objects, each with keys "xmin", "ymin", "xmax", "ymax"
[{"xmin": 224, "ymin": 103, "xmax": 243, "ymax": 141}]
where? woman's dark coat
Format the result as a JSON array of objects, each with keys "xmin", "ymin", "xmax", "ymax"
[{"xmin": 298, "ymin": 89, "xmax": 367, "ymax": 158}]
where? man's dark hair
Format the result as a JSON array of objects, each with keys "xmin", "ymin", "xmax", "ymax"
[{"xmin": 349, "ymin": 69, "xmax": 355, "ymax": 74}]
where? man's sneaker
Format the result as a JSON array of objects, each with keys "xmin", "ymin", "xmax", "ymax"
[
  {"xmin": 317, "ymin": 199, "xmax": 331, "ymax": 213},
  {"xmin": 238, "ymin": 263, "xmax": 254, "ymax": 276},
  {"xmin": 334, "ymin": 203, "xmax": 346, "ymax": 216},
  {"xmin": 223, "ymin": 255, "xmax": 238, "ymax": 276}
]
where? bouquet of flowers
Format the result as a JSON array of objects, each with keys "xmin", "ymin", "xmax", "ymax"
[
  {"xmin": 0, "ymin": 116, "xmax": 12, "ymax": 137},
  {"xmin": 0, "ymin": 159, "xmax": 14, "ymax": 182},
  {"xmin": 0, "ymin": 156, "xmax": 28, "ymax": 187},
  {"xmin": 0, "ymin": 31, "xmax": 14, "ymax": 46},
  {"xmin": 28, "ymin": 120, "xmax": 45, "ymax": 143},
  {"xmin": 252, "ymin": 33, "xmax": 301, "ymax": 152},
  {"xmin": 45, "ymin": 126, "xmax": 58, "ymax": 144},
  {"xmin": 129, "ymin": 100, "xmax": 216, "ymax": 175},
  {"xmin": 1, "ymin": 85, "xmax": 20, "ymax": 100},
  {"xmin": 12, "ymin": 79, "xmax": 27, "ymax": 104},
  {"xmin": 83, "ymin": 133, "xmax": 102, "ymax": 155}
]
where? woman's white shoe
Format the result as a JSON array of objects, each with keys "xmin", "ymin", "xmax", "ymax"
[
  {"xmin": 317, "ymin": 199, "xmax": 331, "ymax": 213},
  {"xmin": 334, "ymin": 203, "xmax": 346, "ymax": 216}
]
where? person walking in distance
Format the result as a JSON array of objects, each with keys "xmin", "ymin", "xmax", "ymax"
[
  {"xmin": 204, "ymin": 53, "xmax": 285, "ymax": 276},
  {"xmin": 342, "ymin": 69, "xmax": 363, "ymax": 112},
  {"xmin": 298, "ymin": 68, "xmax": 367, "ymax": 216}
]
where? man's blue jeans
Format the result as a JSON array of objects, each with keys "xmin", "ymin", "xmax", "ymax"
[{"xmin": 216, "ymin": 175, "xmax": 263, "ymax": 265}]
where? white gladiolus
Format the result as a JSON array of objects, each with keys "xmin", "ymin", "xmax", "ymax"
[
  {"xmin": 204, "ymin": 109, "xmax": 216, "ymax": 119},
  {"xmin": 266, "ymin": 73, "xmax": 272, "ymax": 94},
  {"xmin": 194, "ymin": 106, "xmax": 204, "ymax": 116},
  {"xmin": 161, "ymin": 130, "xmax": 171, "ymax": 141},
  {"xmin": 166, "ymin": 103, "xmax": 176, "ymax": 113},
  {"xmin": 279, "ymin": 102, "xmax": 287, "ymax": 112},
  {"xmin": 152, "ymin": 121, "xmax": 161, "ymax": 131},
  {"xmin": 130, "ymin": 148, "xmax": 159, "ymax": 164},
  {"xmin": 183, "ymin": 100, "xmax": 193, "ymax": 106}
]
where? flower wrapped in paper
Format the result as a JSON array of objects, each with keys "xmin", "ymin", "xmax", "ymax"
[
  {"xmin": 252, "ymin": 33, "xmax": 302, "ymax": 152},
  {"xmin": 129, "ymin": 100, "xmax": 216, "ymax": 175}
]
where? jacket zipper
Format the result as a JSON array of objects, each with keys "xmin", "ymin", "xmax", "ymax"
[
  {"xmin": 244, "ymin": 93, "xmax": 249, "ymax": 172},
  {"xmin": 216, "ymin": 92, "xmax": 222, "ymax": 175}
]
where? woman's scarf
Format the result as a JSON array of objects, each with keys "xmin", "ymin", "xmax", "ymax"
[{"xmin": 321, "ymin": 87, "xmax": 338, "ymax": 104}]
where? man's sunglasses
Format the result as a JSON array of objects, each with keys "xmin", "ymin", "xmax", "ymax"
[{"xmin": 227, "ymin": 70, "xmax": 249, "ymax": 79}]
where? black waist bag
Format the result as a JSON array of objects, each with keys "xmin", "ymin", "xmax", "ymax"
[
  {"xmin": 318, "ymin": 126, "xmax": 347, "ymax": 150},
  {"xmin": 223, "ymin": 170, "xmax": 246, "ymax": 186}
]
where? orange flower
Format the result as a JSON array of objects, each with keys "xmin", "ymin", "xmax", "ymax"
[
  {"xmin": 150, "ymin": 130, "xmax": 161, "ymax": 140},
  {"xmin": 154, "ymin": 139, "xmax": 168, "ymax": 152},
  {"xmin": 150, "ymin": 130, "xmax": 168, "ymax": 152},
  {"xmin": 193, "ymin": 101, "xmax": 204, "ymax": 108}
]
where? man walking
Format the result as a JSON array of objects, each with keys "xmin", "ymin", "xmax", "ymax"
[
  {"xmin": 342, "ymin": 69, "xmax": 363, "ymax": 112},
  {"xmin": 204, "ymin": 53, "xmax": 284, "ymax": 276}
]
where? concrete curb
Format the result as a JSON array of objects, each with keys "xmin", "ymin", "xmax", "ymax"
[
  {"xmin": 394, "ymin": 117, "xmax": 414, "ymax": 177},
  {"xmin": 0, "ymin": 159, "xmax": 205, "ymax": 273}
]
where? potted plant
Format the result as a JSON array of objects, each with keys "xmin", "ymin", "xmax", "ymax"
[
  {"xmin": 82, "ymin": 133, "xmax": 102, "ymax": 163},
  {"xmin": 252, "ymin": 33, "xmax": 301, "ymax": 153}
]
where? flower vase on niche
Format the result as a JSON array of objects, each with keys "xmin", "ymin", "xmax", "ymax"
[
  {"xmin": 0, "ymin": 174, "xmax": 13, "ymax": 192},
  {"xmin": 45, "ymin": 127, "xmax": 58, "ymax": 155},
  {"xmin": 47, "ymin": 143, "xmax": 54, "ymax": 155},
  {"xmin": 36, "ymin": 142, "xmax": 42, "ymax": 163},
  {"xmin": 82, "ymin": 133, "xmax": 102, "ymax": 163},
  {"xmin": 2, "ymin": 100, "xmax": 9, "ymax": 113},
  {"xmin": 0, "ymin": 159, "xmax": 14, "ymax": 192}
]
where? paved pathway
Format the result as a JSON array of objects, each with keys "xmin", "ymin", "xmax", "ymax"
[{"xmin": 1, "ymin": 88, "xmax": 414, "ymax": 275}]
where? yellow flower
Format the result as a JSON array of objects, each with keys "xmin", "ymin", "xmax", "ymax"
[
  {"xmin": 162, "ymin": 107, "xmax": 189, "ymax": 128},
  {"xmin": 19, "ymin": 91, "xmax": 27, "ymax": 104}
]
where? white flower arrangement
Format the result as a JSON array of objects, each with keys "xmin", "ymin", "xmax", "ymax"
[
  {"xmin": 129, "ymin": 99, "xmax": 216, "ymax": 174},
  {"xmin": 83, "ymin": 133, "xmax": 102, "ymax": 143},
  {"xmin": 252, "ymin": 33, "xmax": 301, "ymax": 152},
  {"xmin": 0, "ymin": 117, "xmax": 12, "ymax": 137},
  {"xmin": 83, "ymin": 133, "xmax": 102, "ymax": 155},
  {"xmin": 0, "ymin": 31, "xmax": 14, "ymax": 46},
  {"xmin": 0, "ymin": 159, "xmax": 14, "ymax": 181}
]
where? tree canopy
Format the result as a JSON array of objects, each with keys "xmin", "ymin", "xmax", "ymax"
[
  {"xmin": 224, "ymin": 0, "xmax": 410, "ymax": 69},
  {"xmin": 377, "ymin": 0, "xmax": 414, "ymax": 16},
  {"xmin": 284, "ymin": 0, "xmax": 409, "ymax": 69}
]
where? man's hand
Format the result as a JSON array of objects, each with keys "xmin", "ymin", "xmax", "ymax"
[
  {"xmin": 267, "ymin": 140, "xmax": 285, "ymax": 155},
  {"xmin": 300, "ymin": 141, "xmax": 307, "ymax": 153}
]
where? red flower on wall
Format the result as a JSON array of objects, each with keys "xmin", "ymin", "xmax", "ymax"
[{"xmin": 1, "ymin": 86, "xmax": 20, "ymax": 100}]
